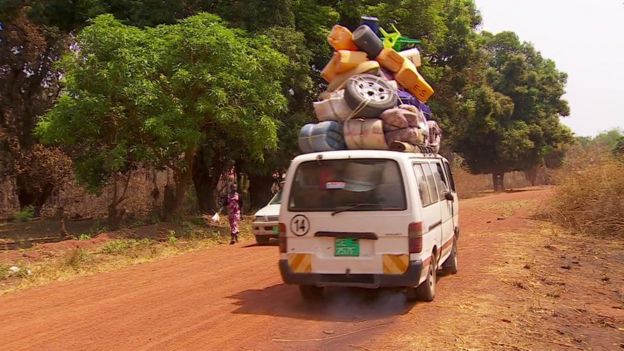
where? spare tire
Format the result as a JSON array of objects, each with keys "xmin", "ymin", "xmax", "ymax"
[
  {"xmin": 352, "ymin": 25, "xmax": 384, "ymax": 59},
  {"xmin": 344, "ymin": 74, "xmax": 398, "ymax": 118}
]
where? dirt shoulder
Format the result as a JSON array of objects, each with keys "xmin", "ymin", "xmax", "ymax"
[
  {"xmin": 352, "ymin": 188, "xmax": 624, "ymax": 351},
  {"xmin": 0, "ymin": 188, "xmax": 621, "ymax": 351}
]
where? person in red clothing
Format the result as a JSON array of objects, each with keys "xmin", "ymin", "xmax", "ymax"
[{"xmin": 222, "ymin": 183, "xmax": 242, "ymax": 244}]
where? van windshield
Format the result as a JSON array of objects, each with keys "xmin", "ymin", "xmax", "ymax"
[
  {"xmin": 269, "ymin": 190, "xmax": 282, "ymax": 205},
  {"xmin": 288, "ymin": 159, "xmax": 406, "ymax": 212}
]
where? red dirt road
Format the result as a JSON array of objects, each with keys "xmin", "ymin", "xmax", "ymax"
[{"xmin": 0, "ymin": 188, "xmax": 622, "ymax": 351}]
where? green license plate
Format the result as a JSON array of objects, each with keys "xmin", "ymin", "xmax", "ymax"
[
  {"xmin": 272, "ymin": 226, "xmax": 279, "ymax": 235},
  {"xmin": 335, "ymin": 238, "xmax": 359, "ymax": 257}
]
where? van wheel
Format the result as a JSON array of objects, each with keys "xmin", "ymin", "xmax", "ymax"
[
  {"xmin": 443, "ymin": 236, "xmax": 458, "ymax": 274},
  {"xmin": 255, "ymin": 235, "xmax": 270, "ymax": 246},
  {"xmin": 406, "ymin": 254, "xmax": 436, "ymax": 302},
  {"xmin": 299, "ymin": 285, "xmax": 324, "ymax": 300}
]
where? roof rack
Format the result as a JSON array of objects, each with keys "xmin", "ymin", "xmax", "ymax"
[{"xmin": 388, "ymin": 141, "xmax": 438, "ymax": 154}]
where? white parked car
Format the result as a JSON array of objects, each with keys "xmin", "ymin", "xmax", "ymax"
[
  {"xmin": 252, "ymin": 190, "xmax": 281, "ymax": 245},
  {"xmin": 278, "ymin": 150, "xmax": 459, "ymax": 301}
]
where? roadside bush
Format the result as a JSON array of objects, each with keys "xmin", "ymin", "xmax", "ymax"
[
  {"xmin": 12, "ymin": 206, "xmax": 35, "ymax": 222},
  {"xmin": 547, "ymin": 154, "xmax": 624, "ymax": 236},
  {"xmin": 100, "ymin": 240, "xmax": 135, "ymax": 255},
  {"xmin": 100, "ymin": 239, "xmax": 153, "ymax": 256},
  {"xmin": 63, "ymin": 249, "xmax": 93, "ymax": 270},
  {"xmin": 0, "ymin": 264, "xmax": 9, "ymax": 280}
]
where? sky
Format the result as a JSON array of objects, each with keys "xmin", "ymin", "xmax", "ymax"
[{"xmin": 475, "ymin": 0, "xmax": 624, "ymax": 137}]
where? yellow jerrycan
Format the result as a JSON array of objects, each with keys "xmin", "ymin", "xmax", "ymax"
[
  {"xmin": 395, "ymin": 61, "xmax": 434, "ymax": 102},
  {"xmin": 321, "ymin": 50, "xmax": 369, "ymax": 82}
]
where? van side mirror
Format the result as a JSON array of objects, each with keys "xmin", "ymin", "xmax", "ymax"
[{"xmin": 444, "ymin": 192, "xmax": 454, "ymax": 201}]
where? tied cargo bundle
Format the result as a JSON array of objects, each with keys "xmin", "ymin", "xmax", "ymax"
[
  {"xmin": 299, "ymin": 19, "xmax": 442, "ymax": 156},
  {"xmin": 298, "ymin": 121, "xmax": 346, "ymax": 154}
]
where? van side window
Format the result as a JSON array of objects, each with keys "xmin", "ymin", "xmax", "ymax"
[
  {"xmin": 435, "ymin": 162, "xmax": 450, "ymax": 194},
  {"xmin": 443, "ymin": 161, "xmax": 456, "ymax": 192},
  {"xmin": 428, "ymin": 162, "xmax": 446, "ymax": 201},
  {"xmin": 413, "ymin": 164, "xmax": 433, "ymax": 206},
  {"xmin": 421, "ymin": 163, "xmax": 440, "ymax": 203}
]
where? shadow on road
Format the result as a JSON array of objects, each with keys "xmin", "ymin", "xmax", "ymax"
[
  {"xmin": 228, "ymin": 283, "xmax": 417, "ymax": 322},
  {"xmin": 241, "ymin": 241, "xmax": 278, "ymax": 249}
]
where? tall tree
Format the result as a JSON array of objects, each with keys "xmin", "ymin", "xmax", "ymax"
[
  {"xmin": 37, "ymin": 13, "xmax": 288, "ymax": 223},
  {"xmin": 453, "ymin": 31, "xmax": 573, "ymax": 190},
  {"xmin": 0, "ymin": 3, "xmax": 72, "ymax": 213}
]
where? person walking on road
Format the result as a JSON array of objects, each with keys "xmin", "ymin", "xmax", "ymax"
[{"xmin": 223, "ymin": 183, "xmax": 242, "ymax": 245}]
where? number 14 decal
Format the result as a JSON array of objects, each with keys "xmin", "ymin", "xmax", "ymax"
[{"xmin": 290, "ymin": 215, "xmax": 310, "ymax": 236}]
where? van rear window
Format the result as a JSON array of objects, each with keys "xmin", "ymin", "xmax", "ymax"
[{"xmin": 288, "ymin": 159, "xmax": 406, "ymax": 212}]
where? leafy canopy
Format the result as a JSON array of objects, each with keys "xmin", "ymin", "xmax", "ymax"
[
  {"xmin": 37, "ymin": 13, "xmax": 288, "ymax": 192},
  {"xmin": 453, "ymin": 31, "xmax": 573, "ymax": 174}
]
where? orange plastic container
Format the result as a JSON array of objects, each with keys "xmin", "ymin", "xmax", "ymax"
[
  {"xmin": 327, "ymin": 25, "xmax": 359, "ymax": 51},
  {"xmin": 335, "ymin": 50, "xmax": 368, "ymax": 72},
  {"xmin": 327, "ymin": 60, "xmax": 380, "ymax": 92},
  {"xmin": 376, "ymin": 48, "xmax": 406, "ymax": 73},
  {"xmin": 395, "ymin": 61, "xmax": 434, "ymax": 102},
  {"xmin": 321, "ymin": 50, "xmax": 369, "ymax": 82},
  {"xmin": 321, "ymin": 55, "xmax": 339, "ymax": 82}
]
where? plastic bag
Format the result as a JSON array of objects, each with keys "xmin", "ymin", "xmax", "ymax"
[{"xmin": 211, "ymin": 212, "xmax": 220, "ymax": 223}]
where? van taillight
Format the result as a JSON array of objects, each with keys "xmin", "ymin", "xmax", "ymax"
[
  {"xmin": 278, "ymin": 223, "xmax": 287, "ymax": 253},
  {"xmin": 408, "ymin": 222, "xmax": 423, "ymax": 253}
]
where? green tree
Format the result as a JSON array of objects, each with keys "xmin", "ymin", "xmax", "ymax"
[
  {"xmin": 453, "ymin": 31, "xmax": 573, "ymax": 191},
  {"xmin": 365, "ymin": 0, "xmax": 484, "ymax": 154},
  {"xmin": 190, "ymin": 2, "xmax": 329, "ymax": 209},
  {"xmin": 37, "ymin": 14, "xmax": 288, "ymax": 223},
  {"xmin": 593, "ymin": 128, "xmax": 623, "ymax": 149}
]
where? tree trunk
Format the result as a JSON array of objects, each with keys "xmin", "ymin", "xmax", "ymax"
[
  {"xmin": 163, "ymin": 171, "xmax": 192, "ymax": 221},
  {"xmin": 248, "ymin": 174, "xmax": 275, "ymax": 211},
  {"xmin": 107, "ymin": 203, "xmax": 123, "ymax": 229},
  {"xmin": 192, "ymin": 165, "xmax": 221, "ymax": 213},
  {"xmin": 15, "ymin": 173, "xmax": 55, "ymax": 217},
  {"xmin": 106, "ymin": 172, "xmax": 131, "ymax": 229},
  {"xmin": 524, "ymin": 166, "xmax": 539, "ymax": 187},
  {"xmin": 492, "ymin": 172, "xmax": 505, "ymax": 192},
  {"xmin": 57, "ymin": 206, "xmax": 68, "ymax": 239},
  {"xmin": 192, "ymin": 145, "xmax": 225, "ymax": 214}
]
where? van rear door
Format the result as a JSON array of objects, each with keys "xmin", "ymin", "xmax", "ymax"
[{"xmin": 284, "ymin": 158, "xmax": 411, "ymax": 275}]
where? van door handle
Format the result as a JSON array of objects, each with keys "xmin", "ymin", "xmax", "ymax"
[{"xmin": 428, "ymin": 220, "xmax": 442, "ymax": 231}]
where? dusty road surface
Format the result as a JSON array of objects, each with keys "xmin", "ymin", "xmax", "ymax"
[{"xmin": 0, "ymin": 188, "xmax": 622, "ymax": 351}]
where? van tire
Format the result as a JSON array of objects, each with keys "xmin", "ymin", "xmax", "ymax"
[
  {"xmin": 443, "ymin": 236, "xmax": 458, "ymax": 274},
  {"xmin": 255, "ymin": 235, "xmax": 270, "ymax": 246},
  {"xmin": 407, "ymin": 254, "xmax": 436, "ymax": 302},
  {"xmin": 299, "ymin": 285, "xmax": 324, "ymax": 300}
]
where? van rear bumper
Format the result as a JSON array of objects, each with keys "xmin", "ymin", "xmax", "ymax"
[{"xmin": 278, "ymin": 259, "xmax": 423, "ymax": 289}]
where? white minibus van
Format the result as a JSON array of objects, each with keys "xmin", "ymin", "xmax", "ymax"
[{"xmin": 278, "ymin": 150, "xmax": 458, "ymax": 301}]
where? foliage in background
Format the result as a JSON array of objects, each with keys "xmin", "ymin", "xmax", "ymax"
[
  {"xmin": 0, "ymin": 4, "xmax": 70, "ymax": 212},
  {"xmin": 3, "ymin": 0, "xmax": 577, "ymax": 215},
  {"xmin": 36, "ymin": 13, "xmax": 288, "ymax": 223},
  {"xmin": 12, "ymin": 205, "xmax": 34, "ymax": 222},
  {"xmin": 452, "ymin": 32, "xmax": 573, "ymax": 190}
]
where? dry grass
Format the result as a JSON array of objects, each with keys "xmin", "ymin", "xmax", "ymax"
[
  {"xmin": 478, "ymin": 199, "xmax": 536, "ymax": 218},
  {"xmin": 0, "ymin": 218, "xmax": 254, "ymax": 295},
  {"xmin": 545, "ymin": 154, "xmax": 624, "ymax": 237},
  {"xmin": 452, "ymin": 166, "xmax": 545, "ymax": 199}
]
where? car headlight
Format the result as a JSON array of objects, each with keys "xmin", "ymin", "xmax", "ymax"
[{"xmin": 254, "ymin": 216, "xmax": 267, "ymax": 222}]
